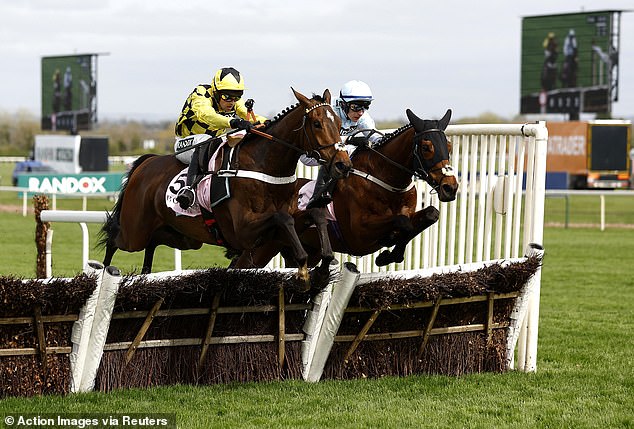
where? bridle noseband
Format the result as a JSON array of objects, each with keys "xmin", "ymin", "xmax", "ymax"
[
  {"xmin": 361, "ymin": 126, "xmax": 454, "ymax": 194},
  {"xmin": 299, "ymin": 102, "xmax": 346, "ymax": 165}
]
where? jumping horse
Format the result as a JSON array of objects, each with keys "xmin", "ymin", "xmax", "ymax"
[
  {"xmin": 251, "ymin": 108, "xmax": 459, "ymax": 268},
  {"xmin": 99, "ymin": 89, "xmax": 352, "ymax": 282}
]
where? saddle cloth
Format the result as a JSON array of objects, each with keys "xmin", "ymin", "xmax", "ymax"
[
  {"xmin": 166, "ymin": 142, "xmax": 229, "ymax": 217},
  {"xmin": 297, "ymin": 181, "xmax": 337, "ymax": 222}
]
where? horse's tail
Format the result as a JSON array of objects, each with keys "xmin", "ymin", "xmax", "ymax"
[{"xmin": 97, "ymin": 154, "xmax": 157, "ymax": 250}]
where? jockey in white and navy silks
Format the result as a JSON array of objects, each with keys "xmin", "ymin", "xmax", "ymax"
[
  {"xmin": 303, "ymin": 80, "xmax": 378, "ymax": 209},
  {"xmin": 334, "ymin": 102, "xmax": 380, "ymax": 144}
]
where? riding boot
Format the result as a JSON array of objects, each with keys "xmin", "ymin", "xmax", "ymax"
[
  {"xmin": 307, "ymin": 166, "xmax": 335, "ymax": 209},
  {"xmin": 175, "ymin": 146, "xmax": 204, "ymax": 209}
]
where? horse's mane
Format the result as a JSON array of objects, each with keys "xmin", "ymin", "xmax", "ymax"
[
  {"xmin": 241, "ymin": 94, "xmax": 328, "ymax": 144},
  {"xmin": 374, "ymin": 124, "xmax": 413, "ymax": 149}
]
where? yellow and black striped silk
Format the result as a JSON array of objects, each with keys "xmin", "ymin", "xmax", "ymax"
[{"xmin": 174, "ymin": 84, "xmax": 266, "ymax": 138}]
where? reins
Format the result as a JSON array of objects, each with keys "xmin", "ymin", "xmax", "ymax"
[
  {"xmin": 358, "ymin": 127, "xmax": 452, "ymax": 193},
  {"xmin": 248, "ymin": 102, "xmax": 343, "ymax": 166}
]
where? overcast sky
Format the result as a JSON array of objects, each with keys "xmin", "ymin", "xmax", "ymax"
[{"xmin": 1, "ymin": 0, "xmax": 633, "ymax": 123}]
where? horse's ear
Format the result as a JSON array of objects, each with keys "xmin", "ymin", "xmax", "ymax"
[
  {"xmin": 323, "ymin": 89, "xmax": 332, "ymax": 104},
  {"xmin": 406, "ymin": 109, "xmax": 425, "ymax": 132},
  {"xmin": 439, "ymin": 109, "xmax": 452, "ymax": 130},
  {"xmin": 291, "ymin": 87, "xmax": 310, "ymax": 106}
]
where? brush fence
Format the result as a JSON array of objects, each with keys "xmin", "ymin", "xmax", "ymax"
[
  {"xmin": 32, "ymin": 122, "xmax": 547, "ymax": 374},
  {"xmin": 1, "ymin": 248, "xmax": 542, "ymax": 397}
]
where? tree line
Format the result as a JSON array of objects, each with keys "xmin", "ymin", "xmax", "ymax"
[{"xmin": 0, "ymin": 110, "xmax": 515, "ymax": 157}]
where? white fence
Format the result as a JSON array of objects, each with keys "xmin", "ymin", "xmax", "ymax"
[
  {"xmin": 38, "ymin": 210, "xmax": 183, "ymax": 278},
  {"xmin": 0, "ymin": 186, "xmax": 118, "ymax": 216},
  {"xmin": 65, "ymin": 253, "xmax": 541, "ymax": 392}
]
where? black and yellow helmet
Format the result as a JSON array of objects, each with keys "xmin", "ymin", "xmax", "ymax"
[{"xmin": 212, "ymin": 67, "xmax": 246, "ymax": 92}]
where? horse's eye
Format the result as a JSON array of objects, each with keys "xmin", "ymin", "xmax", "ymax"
[{"xmin": 313, "ymin": 120, "xmax": 322, "ymax": 129}]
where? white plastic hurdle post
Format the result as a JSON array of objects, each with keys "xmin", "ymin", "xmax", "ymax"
[{"xmin": 70, "ymin": 261, "xmax": 122, "ymax": 393}]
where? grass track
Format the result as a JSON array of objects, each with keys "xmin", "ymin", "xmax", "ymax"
[
  {"xmin": 1, "ymin": 160, "xmax": 634, "ymax": 427},
  {"xmin": 1, "ymin": 227, "xmax": 633, "ymax": 428}
]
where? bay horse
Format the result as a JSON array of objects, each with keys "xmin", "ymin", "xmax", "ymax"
[
  {"xmin": 251, "ymin": 108, "xmax": 459, "ymax": 268},
  {"xmin": 99, "ymin": 89, "xmax": 352, "ymax": 281}
]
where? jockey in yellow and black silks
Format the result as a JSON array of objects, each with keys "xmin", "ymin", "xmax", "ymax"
[{"xmin": 174, "ymin": 67, "xmax": 267, "ymax": 210}]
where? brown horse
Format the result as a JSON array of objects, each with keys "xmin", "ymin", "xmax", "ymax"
[
  {"xmin": 99, "ymin": 89, "xmax": 352, "ymax": 280},
  {"xmin": 252, "ymin": 108, "xmax": 459, "ymax": 268}
]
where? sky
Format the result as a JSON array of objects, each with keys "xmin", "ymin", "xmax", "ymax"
[{"xmin": 1, "ymin": 0, "xmax": 633, "ymax": 123}]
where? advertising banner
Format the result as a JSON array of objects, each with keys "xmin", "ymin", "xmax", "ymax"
[{"xmin": 15, "ymin": 172, "xmax": 125, "ymax": 196}]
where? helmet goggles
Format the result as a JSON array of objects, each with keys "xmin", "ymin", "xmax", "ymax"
[
  {"xmin": 218, "ymin": 89, "xmax": 243, "ymax": 102},
  {"xmin": 348, "ymin": 101, "xmax": 371, "ymax": 112},
  {"xmin": 220, "ymin": 93, "xmax": 242, "ymax": 102}
]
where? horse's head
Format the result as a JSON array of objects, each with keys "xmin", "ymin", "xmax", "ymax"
[
  {"xmin": 292, "ymin": 88, "xmax": 352, "ymax": 179},
  {"xmin": 406, "ymin": 108, "xmax": 459, "ymax": 202}
]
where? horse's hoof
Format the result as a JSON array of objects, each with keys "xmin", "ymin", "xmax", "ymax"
[
  {"xmin": 424, "ymin": 206, "xmax": 440, "ymax": 222},
  {"xmin": 309, "ymin": 263, "xmax": 332, "ymax": 289},
  {"xmin": 297, "ymin": 265, "xmax": 310, "ymax": 291},
  {"xmin": 375, "ymin": 250, "xmax": 392, "ymax": 266}
]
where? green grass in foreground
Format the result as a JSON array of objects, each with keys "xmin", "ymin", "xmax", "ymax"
[{"xmin": 1, "ymin": 227, "xmax": 633, "ymax": 428}]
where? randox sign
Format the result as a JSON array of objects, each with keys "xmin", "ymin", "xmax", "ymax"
[{"xmin": 16, "ymin": 172, "xmax": 125, "ymax": 195}]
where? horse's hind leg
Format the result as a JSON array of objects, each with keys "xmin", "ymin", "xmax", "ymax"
[
  {"xmin": 103, "ymin": 245, "xmax": 117, "ymax": 268},
  {"xmin": 270, "ymin": 212, "xmax": 308, "ymax": 267},
  {"xmin": 141, "ymin": 244, "xmax": 157, "ymax": 274}
]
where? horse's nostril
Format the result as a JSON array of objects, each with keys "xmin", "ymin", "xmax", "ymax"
[
  {"xmin": 441, "ymin": 183, "xmax": 457, "ymax": 199},
  {"xmin": 335, "ymin": 162, "xmax": 351, "ymax": 177}
]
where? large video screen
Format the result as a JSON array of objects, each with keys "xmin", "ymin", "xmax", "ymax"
[
  {"xmin": 41, "ymin": 54, "xmax": 97, "ymax": 132},
  {"xmin": 520, "ymin": 11, "xmax": 620, "ymax": 115}
]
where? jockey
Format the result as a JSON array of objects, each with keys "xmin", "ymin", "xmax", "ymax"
[
  {"xmin": 306, "ymin": 80, "xmax": 379, "ymax": 209},
  {"xmin": 174, "ymin": 67, "xmax": 267, "ymax": 210}
]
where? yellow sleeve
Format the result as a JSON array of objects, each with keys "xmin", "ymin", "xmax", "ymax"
[{"xmin": 189, "ymin": 86, "xmax": 233, "ymax": 130}]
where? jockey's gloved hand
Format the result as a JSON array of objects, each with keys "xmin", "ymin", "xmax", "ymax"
[
  {"xmin": 230, "ymin": 118, "xmax": 252, "ymax": 131},
  {"xmin": 348, "ymin": 135, "xmax": 369, "ymax": 147}
]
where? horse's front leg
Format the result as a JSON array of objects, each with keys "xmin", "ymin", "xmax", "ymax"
[
  {"xmin": 411, "ymin": 205, "xmax": 440, "ymax": 235},
  {"xmin": 270, "ymin": 211, "xmax": 310, "ymax": 288},
  {"xmin": 375, "ymin": 207, "xmax": 439, "ymax": 266}
]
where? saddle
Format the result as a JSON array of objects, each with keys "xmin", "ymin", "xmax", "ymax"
[{"xmin": 167, "ymin": 138, "xmax": 243, "ymax": 246}]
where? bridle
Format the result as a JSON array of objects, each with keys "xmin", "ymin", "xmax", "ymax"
[
  {"xmin": 360, "ymin": 126, "xmax": 454, "ymax": 194},
  {"xmin": 298, "ymin": 102, "xmax": 346, "ymax": 165},
  {"xmin": 249, "ymin": 102, "xmax": 345, "ymax": 167},
  {"xmin": 411, "ymin": 128, "xmax": 455, "ymax": 190}
]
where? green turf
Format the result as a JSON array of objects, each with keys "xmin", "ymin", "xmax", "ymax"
[
  {"xmin": 1, "ymin": 162, "xmax": 634, "ymax": 428},
  {"xmin": 1, "ymin": 229, "xmax": 633, "ymax": 428}
]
